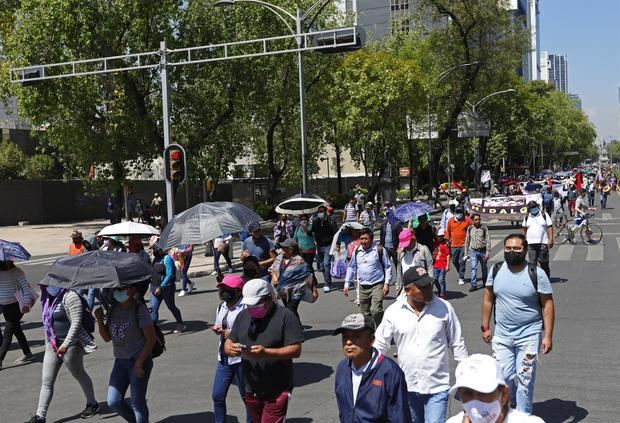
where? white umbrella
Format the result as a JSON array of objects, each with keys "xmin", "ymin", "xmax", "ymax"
[
  {"xmin": 276, "ymin": 193, "xmax": 326, "ymax": 215},
  {"xmin": 98, "ymin": 221, "xmax": 160, "ymax": 237}
]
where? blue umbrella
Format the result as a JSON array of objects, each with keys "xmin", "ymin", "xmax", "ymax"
[
  {"xmin": 0, "ymin": 239, "xmax": 31, "ymax": 261},
  {"xmin": 393, "ymin": 202, "xmax": 433, "ymax": 223}
]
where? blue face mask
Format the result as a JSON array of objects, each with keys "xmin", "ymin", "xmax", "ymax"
[
  {"xmin": 113, "ymin": 289, "xmax": 129, "ymax": 303},
  {"xmin": 455, "ymin": 213, "xmax": 464, "ymax": 220},
  {"xmin": 317, "ymin": 212, "xmax": 325, "ymax": 219},
  {"xmin": 531, "ymin": 208, "xmax": 540, "ymax": 215}
]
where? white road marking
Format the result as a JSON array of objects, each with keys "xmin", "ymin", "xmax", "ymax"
[
  {"xmin": 552, "ymin": 245, "xmax": 573, "ymax": 261},
  {"xmin": 602, "ymin": 213, "xmax": 612, "ymax": 221},
  {"xmin": 586, "ymin": 245, "xmax": 604, "ymax": 261}
]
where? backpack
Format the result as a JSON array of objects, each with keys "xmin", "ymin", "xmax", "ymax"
[
  {"xmin": 523, "ymin": 211, "xmax": 550, "ymax": 226},
  {"xmin": 77, "ymin": 294, "xmax": 96, "ymax": 334},
  {"xmin": 134, "ymin": 302, "xmax": 166, "ymax": 359}
]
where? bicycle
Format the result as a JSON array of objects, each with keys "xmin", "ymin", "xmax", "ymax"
[{"xmin": 553, "ymin": 213, "xmax": 603, "ymax": 245}]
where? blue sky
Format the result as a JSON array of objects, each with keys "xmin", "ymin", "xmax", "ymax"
[{"xmin": 540, "ymin": 0, "xmax": 620, "ymax": 143}]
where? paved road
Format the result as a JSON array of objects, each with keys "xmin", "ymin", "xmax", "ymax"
[{"xmin": 2, "ymin": 199, "xmax": 620, "ymax": 422}]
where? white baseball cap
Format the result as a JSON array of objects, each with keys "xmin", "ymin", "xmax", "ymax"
[
  {"xmin": 449, "ymin": 354, "xmax": 506, "ymax": 398},
  {"xmin": 241, "ymin": 278, "xmax": 275, "ymax": 306}
]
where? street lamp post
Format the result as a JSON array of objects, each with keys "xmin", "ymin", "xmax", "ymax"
[
  {"xmin": 215, "ymin": 0, "xmax": 339, "ymax": 194},
  {"xmin": 464, "ymin": 89, "xmax": 516, "ymax": 191},
  {"xmin": 426, "ymin": 62, "xmax": 480, "ymax": 200}
]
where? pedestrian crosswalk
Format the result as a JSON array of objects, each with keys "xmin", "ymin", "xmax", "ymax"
[{"xmin": 485, "ymin": 236, "xmax": 619, "ymax": 264}]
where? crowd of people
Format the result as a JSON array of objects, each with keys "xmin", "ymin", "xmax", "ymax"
[{"xmin": 0, "ymin": 185, "xmax": 568, "ymax": 423}]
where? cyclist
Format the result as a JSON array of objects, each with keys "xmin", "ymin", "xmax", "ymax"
[{"xmin": 575, "ymin": 190, "xmax": 595, "ymax": 225}]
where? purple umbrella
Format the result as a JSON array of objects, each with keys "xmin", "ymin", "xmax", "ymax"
[
  {"xmin": 393, "ymin": 202, "xmax": 433, "ymax": 223},
  {"xmin": 0, "ymin": 239, "xmax": 31, "ymax": 261}
]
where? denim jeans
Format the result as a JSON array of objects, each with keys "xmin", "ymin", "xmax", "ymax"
[
  {"xmin": 492, "ymin": 333, "xmax": 540, "ymax": 414},
  {"xmin": 214, "ymin": 247, "xmax": 232, "ymax": 272},
  {"xmin": 181, "ymin": 255, "xmax": 192, "ymax": 291},
  {"xmin": 86, "ymin": 288, "xmax": 110, "ymax": 311},
  {"xmin": 469, "ymin": 249, "xmax": 488, "ymax": 287},
  {"xmin": 149, "ymin": 285, "xmax": 183, "ymax": 325},
  {"xmin": 433, "ymin": 268, "xmax": 447, "ymax": 294},
  {"xmin": 107, "ymin": 357, "xmax": 153, "ymax": 423},
  {"xmin": 408, "ymin": 389, "xmax": 449, "ymax": 423},
  {"xmin": 316, "ymin": 246, "xmax": 332, "ymax": 287},
  {"xmin": 450, "ymin": 246, "xmax": 465, "ymax": 280},
  {"xmin": 212, "ymin": 360, "xmax": 250, "ymax": 423}
]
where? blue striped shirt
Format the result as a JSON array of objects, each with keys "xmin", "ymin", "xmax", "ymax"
[{"xmin": 345, "ymin": 242, "xmax": 392, "ymax": 288}]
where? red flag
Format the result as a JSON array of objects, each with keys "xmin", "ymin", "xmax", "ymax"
[{"xmin": 575, "ymin": 172, "xmax": 583, "ymax": 191}]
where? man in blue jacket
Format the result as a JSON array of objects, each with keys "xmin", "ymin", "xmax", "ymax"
[{"xmin": 333, "ymin": 313, "xmax": 411, "ymax": 423}]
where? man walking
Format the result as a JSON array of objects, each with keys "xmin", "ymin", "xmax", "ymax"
[
  {"xmin": 379, "ymin": 210, "xmax": 404, "ymax": 270},
  {"xmin": 311, "ymin": 206, "xmax": 338, "ymax": 292},
  {"xmin": 225, "ymin": 279, "xmax": 304, "ymax": 423},
  {"xmin": 395, "ymin": 229, "xmax": 433, "ymax": 291},
  {"xmin": 374, "ymin": 266, "xmax": 468, "ymax": 423},
  {"xmin": 446, "ymin": 207, "xmax": 472, "ymax": 285},
  {"xmin": 440, "ymin": 199, "xmax": 458, "ymax": 232},
  {"xmin": 333, "ymin": 313, "xmax": 411, "ymax": 423},
  {"xmin": 482, "ymin": 234, "xmax": 554, "ymax": 415},
  {"xmin": 344, "ymin": 229, "xmax": 392, "ymax": 328},
  {"xmin": 359, "ymin": 202, "xmax": 376, "ymax": 232},
  {"xmin": 241, "ymin": 222, "xmax": 277, "ymax": 280},
  {"xmin": 521, "ymin": 201, "xmax": 553, "ymax": 278},
  {"xmin": 69, "ymin": 230, "xmax": 86, "ymax": 256},
  {"xmin": 343, "ymin": 197, "xmax": 359, "ymax": 223},
  {"xmin": 463, "ymin": 213, "xmax": 491, "ymax": 291}
]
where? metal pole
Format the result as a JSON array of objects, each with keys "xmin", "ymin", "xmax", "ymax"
[
  {"xmin": 297, "ymin": 9, "xmax": 309, "ymax": 194},
  {"xmin": 161, "ymin": 40, "xmax": 174, "ymax": 222},
  {"xmin": 427, "ymin": 94, "xmax": 433, "ymax": 201}
]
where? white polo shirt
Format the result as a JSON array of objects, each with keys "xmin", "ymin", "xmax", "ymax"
[{"xmin": 522, "ymin": 213, "xmax": 553, "ymax": 245}]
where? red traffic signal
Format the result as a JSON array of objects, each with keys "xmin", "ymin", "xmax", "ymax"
[{"xmin": 164, "ymin": 144, "xmax": 186, "ymax": 186}]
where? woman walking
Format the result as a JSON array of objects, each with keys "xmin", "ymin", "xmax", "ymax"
[
  {"xmin": 0, "ymin": 259, "xmax": 33, "ymax": 370},
  {"xmin": 94, "ymin": 285, "xmax": 156, "ymax": 423},
  {"xmin": 268, "ymin": 239, "xmax": 318, "ymax": 321},
  {"xmin": 151, "ymin": 245, "xmax": 185, "ymax": 333},
  {"xmin": 273, "ymin": 214, "xmax": 293, "ymax": 243},
  {"xmin": 25, "ymin": 286, "xmax": 99, "ymax": 423},
  {"xmin": 211, "ymin": 274, "xmax": 251, "ymax": 423},
  {"xmin": 293, "ymin": 214, "xmax": 317, "ymax": 271}
]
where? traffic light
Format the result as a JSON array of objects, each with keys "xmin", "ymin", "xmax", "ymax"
[{"xmin": 164, "ymin": 144, "xmax": 186, "ymax": 191}]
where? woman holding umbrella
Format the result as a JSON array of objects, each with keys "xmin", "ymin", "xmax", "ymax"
[
  {"xmin": 94, "ymin": 285, "xmax": 157, "ymax": 423},
  {"xmin": 0, "ymin": 258, "xmax": 33, "ymax": 370},
  {"xmin": 268, "ymin": 239, "xmax": 318, "ymax": 321},
  {"xmin": 25, "ymin": 286, "xmax": 99, "ymax": 423}
]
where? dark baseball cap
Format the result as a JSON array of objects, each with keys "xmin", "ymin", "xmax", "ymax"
[
  {"xmin": 332, "ymin": 313, "xmax": 375, "ymax": 335},
  {"xmin": 527, "ymin": 200, "xmax": 539, "ymax": 209},
  {"xmin": 402, "ymin": 266, "xmax": 434, "ymax": 287},
  {"xmin": 278, "ymin": 238, "xmax": 298, "ymax": 249},
  {"xmin": 247, "ymin": 222, "xmax": 261, "ymax": 231}
]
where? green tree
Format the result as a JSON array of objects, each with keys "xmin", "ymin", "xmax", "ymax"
[
  {"xmin": 0, "ymin": 140, "xmax": 26, "ymax": 179},
  {"xmin": 25, "ymin": 154, "xmax": 56, "ymax": 179}
]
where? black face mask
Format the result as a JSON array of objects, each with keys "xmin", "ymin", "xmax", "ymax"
[
  {"xmin": 219, "ymin": 289, "xmax": 237, "ymax": 303},
  {"xmin": 504, "ymin": 251, "xmax": 527, "ymax": 266},
  {"xmin": 243, "ymin": 268, "xmax": 258, "ymax": 279}
]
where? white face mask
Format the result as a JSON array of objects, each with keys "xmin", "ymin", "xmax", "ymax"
[{"xmin": 463, "ymin": 399, "xmax": 502, "ymax": 423}]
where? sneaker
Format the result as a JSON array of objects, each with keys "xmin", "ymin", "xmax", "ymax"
[
  {"xmin": 458, "ymin": 278, "xmax": 465, "ymax": 285},
  {"xmin": 80, "ymin": 403, "xmax": 100, "ymax": 419},
  {"xmin": 177, "ymin": 290, "xmax": 187, "ymax": 297},
  {"xmin": 188, "ymin": 281, "xmax": 195, "ymax": 292},
  {"xmin": 468, "ymin": 285, "xmax": 479, "ymax": 292},
  {"xmin": 14, "ymin": 353, "xmax": 34, "ymax": 365},
  {"xmin": 323, "ymin": 286, "xmax": 331, "ymax": 293},
  {"xmin": 211, "ymin": 270, "xmax": 219, "ymax": 276},
  {"xmin": 24, "ymin": 415, "xmax": 45, "ymax": 423},
  {"xmin": 173, "ymin": 324, "xmax": 186, "ymax": 334}
]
